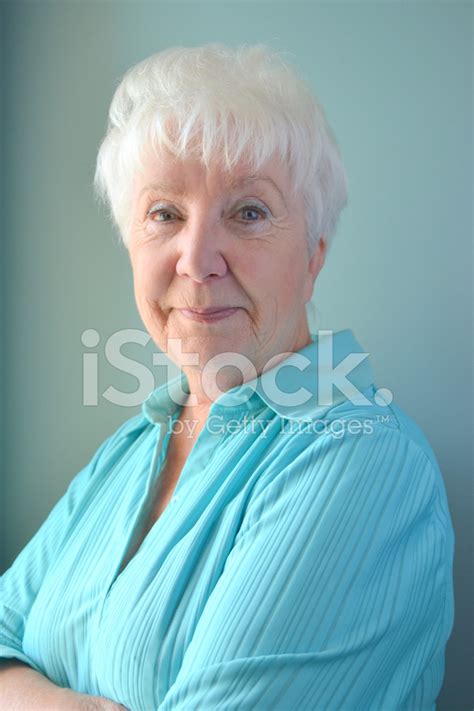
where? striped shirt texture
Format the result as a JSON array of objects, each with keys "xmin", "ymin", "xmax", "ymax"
[{"xmin": 0, "ymin": 329, "xmax": 455, "ymax": 710}]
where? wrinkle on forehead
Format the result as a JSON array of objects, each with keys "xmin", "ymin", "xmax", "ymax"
[{"xmin": 134, "ymin": 149, "xmax": 293, "ymax": 203}]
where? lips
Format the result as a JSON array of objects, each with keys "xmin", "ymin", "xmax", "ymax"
[
  {"xmin": 184, "ymin": 307, "xmax": 236, "ymax": 314},
  {"xmin": 178, "ymin": 307, "xmax": 240, "ymax": 322}
]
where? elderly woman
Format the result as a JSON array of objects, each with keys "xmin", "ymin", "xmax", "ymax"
[{"xmin": 0, "ymin": 44, "xmax": 454, "ymax": 710}]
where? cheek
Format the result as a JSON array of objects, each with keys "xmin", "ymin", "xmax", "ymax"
[
  {"xmin": 233, "ymin": 244, "xmax": 307, "ymax": 313},
  {"xmin": 279, "ymin": 270, "xmax": 306, "ymax": 308},
  {"xmin": 132, "ymin": 249, "xmax": 170, "ymax": 292},
  {"xmin": 255, "ymin": 252, "xmax": 307, "ymax": 303},
  {"xmin": 233, "ymin": 247, "xmax": 265, "ymax": 283},
  {"xmin": 130, "ymin": 261, "xmax": 167, "ymax": 319}
]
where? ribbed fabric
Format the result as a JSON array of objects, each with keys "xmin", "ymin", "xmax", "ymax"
[{"xmin": 0, "ymin": 329, "xmax": 455, "ymax": 710}]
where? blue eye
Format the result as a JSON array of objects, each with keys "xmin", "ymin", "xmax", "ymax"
[
  {"xmin": 148, "ymin": 206, "xmax": 177, "ymax": 222},
  {"xmin": 236, "ymin": 203, "xmax": 270, "ymax": 223},
  {"xmin": 240, "ymin": 207, "xmax": 262, "ymax": 221},
  {"xmin": 146, "ymin": 201, "xmax": 270, "ymax": 226}
]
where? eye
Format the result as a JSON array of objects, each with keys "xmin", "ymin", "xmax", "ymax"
[
  {"xmin": 147, "ymin": 204, "xmax": 180, "ymax": 222},
  {"xmin": 234, "ymin": 202, "xmax": 270, "ymax": 224}
]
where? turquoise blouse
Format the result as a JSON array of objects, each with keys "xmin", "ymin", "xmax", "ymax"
[{"xmin": 0, "ymin": 329, "xmax": 455, "ymax": 710}]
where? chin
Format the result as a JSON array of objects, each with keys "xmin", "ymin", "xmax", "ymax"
[{"xmin": 175, "ymin": 333, "xmax": 246, "ymax": 367}]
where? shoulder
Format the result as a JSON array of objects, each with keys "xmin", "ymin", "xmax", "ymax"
[
  {"xmin": 106, "ymin": 410, "xmax": 155, "ymax": 445},
  {"xmin": 91, "ymin": 411, "xmax": 155, "ymax": 467},
  {"xmin": 110, "ymin": 411, "xmax": 153, "ymax": 442},
  {"xmin": 307, "ymin": 383, "xmax": 446, "ymax": 491},
  {"xmin": 253, "ymin": 388, "xmax": 453, "ymax": 545},
  {"xmin": 65, "ymin": 412, "xmax": 155, "ymax": 498}
]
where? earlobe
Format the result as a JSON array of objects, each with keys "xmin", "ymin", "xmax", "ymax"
[
  {"xmin": 309, "ymin": 236, "xmax": 326, "ymax": 281},
  {"xmin": 303, "ymin": 238, "xmax": 326, "ymax": 304}
]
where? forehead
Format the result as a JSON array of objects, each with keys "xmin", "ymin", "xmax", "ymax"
[{"xmin": 134, "ymin": 147, "xmax": 292, "ymax": 197}]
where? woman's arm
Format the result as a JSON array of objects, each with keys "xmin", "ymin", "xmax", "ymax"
[
  {"xmin": 0, "ymin": 659, "xmax": 127, "ymax": 710},
  {"xmin": 0, "ymin": 417, "xmax": 145, "ymax": 704},
  {"xmin": 0, "ymin": 432, "xmax": 116, "ymax": 671}
]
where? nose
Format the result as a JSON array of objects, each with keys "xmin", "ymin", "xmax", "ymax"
[{"xmin": 175, "ymin": 216, "xmax": 228, "ymax": 283}]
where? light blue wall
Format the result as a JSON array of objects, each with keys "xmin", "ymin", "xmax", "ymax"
[{"xmin": 1, "ymin": 2, "xmax": 472, "ymax": 708}]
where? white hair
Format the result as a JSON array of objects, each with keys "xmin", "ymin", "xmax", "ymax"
[{"xmin": 93, "ymin": 43, "xmax": 348, "ymax": 256}]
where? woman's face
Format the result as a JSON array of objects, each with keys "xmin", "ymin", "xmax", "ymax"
[{"xmin": 127, "ymin": 149, "xmax": 325, "ymax": 391}]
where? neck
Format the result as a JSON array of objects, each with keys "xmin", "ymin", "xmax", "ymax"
[{"xmin": 181, "ymin": 320, "xmax": 314, "ymax": 411}]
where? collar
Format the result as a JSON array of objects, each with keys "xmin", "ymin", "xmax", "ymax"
[{"xmin": 142, "ymin": 328, "xmax": 375, "ymax": 424}]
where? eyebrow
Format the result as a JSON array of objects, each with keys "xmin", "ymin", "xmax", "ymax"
[
  {"xmin": 138, "ymin": 173, "xmax": 287, "ymax": 207},
  {"xmin": 228, "ymin": 174, "xmax": 287, "ymax": 207},
  {"xmin": 138, "ymin": 181, "xmax": 187, "ymax": 199}
]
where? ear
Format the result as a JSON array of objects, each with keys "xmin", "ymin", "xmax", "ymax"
[{"xmin": 304, "ymin": 236, "xmax": 326, "ymax": 302}]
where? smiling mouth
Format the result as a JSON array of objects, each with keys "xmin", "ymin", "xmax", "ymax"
[{"xmin": 178, "ymin": 307, "xmax": 240, "ymax": 322}]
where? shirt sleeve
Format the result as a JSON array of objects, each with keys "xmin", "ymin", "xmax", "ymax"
[
  {"xmin": 158, "ymin": 422, "xmax": 455, "ymax": 711},
  {"xmin": 0, "ymin": 417, "xmax": 143, "ymax": 671}
]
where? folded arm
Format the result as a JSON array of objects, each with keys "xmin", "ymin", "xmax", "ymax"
[{"xmin": 0, "ymin": 423, "xmax": 139, "ymax": 709}]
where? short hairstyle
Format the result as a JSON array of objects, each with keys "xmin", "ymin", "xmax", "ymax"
[{"xmin": 94, "ymin": 43, "xmax": 348, "ymax": 256}]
